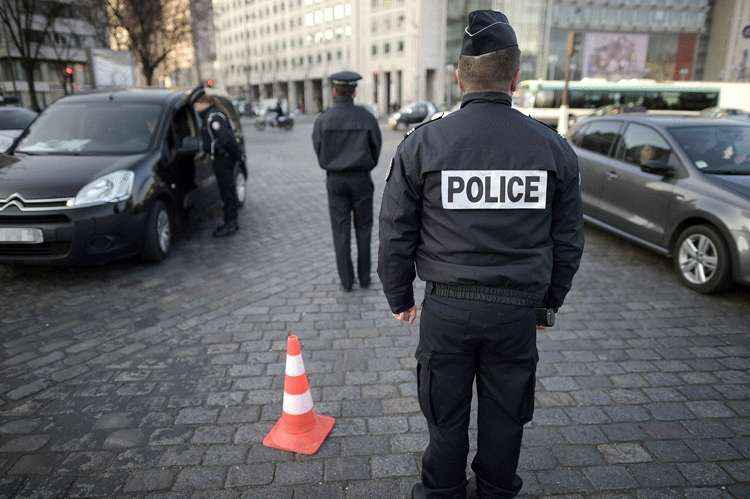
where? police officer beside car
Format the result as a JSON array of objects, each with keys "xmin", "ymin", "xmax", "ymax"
[
  {"xmin": 313, "ymin": 71, "xmax": 383, "ymax": 291},
  {"xmin": 378, "ymin": 11, "xmax": 584, "ymax": 498},
  {"xmin": 194, "ymin": 93, "xmax": 243, "ymax": 238}
]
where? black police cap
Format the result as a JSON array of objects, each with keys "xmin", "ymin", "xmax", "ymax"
[
  {"xmin": 461, "ymin": 10, "xmax": 518, "ymax": 57},
  {"xmin": 329, "ymin": 70, "xmax": 362, "ymax": 86}
]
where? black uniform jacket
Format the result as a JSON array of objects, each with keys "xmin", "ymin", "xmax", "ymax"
[
  {"xmin": 378, "ymin": 91, "xmax": 584, "ymax": 314},
  {"xmin": 312, "ymin": 96, "xmax": 382, "ymax": 172},
  {"xmin": 201, "ymin": 107, "xmax": 242, "ymax": 162}
]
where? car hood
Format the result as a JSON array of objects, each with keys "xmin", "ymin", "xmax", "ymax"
[
  {"xmin": 0, "ymin": 129, "xmax": 22, "ymax": 139},
  {"xmin": 706, "ymin": 174, "xmax": 750, "ymax": 201},
  {"xmin": 0, "ymin": 153, "xmax": 149, "ymax": 200}
]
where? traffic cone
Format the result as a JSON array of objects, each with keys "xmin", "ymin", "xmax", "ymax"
[{"xmin": 262, "ymin": 334, "xmax": 335, "ymax": 455}]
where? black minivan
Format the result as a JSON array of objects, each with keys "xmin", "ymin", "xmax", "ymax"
[{"xmin": 0, "ymin": 88, "xmax": 247, "ymax": 265}]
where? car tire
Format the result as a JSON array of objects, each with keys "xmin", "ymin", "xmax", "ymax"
[
  {"xmin": 236, "ymin": 167, "xmax": 247, "ymax": 208},
  {"xmin": 673, "ymin": 224, "xmax": 731, "ymax": 294},
  {"xmin": 143, "ymin": 200, "xmax": 172, "ymax": 263}
]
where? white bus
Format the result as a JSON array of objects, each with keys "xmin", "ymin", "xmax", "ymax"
[{"xmin": 514, "ymin": 79, "xmax": 750, "ymax": 127}]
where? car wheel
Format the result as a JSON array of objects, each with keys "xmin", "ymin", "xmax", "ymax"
[
  {"xmin": 236, "ymin": 168, "xmax": 247, "ymax": 208},
  {"xmin": 673, "ymin": 224, "xmax": 731, "ymax": 294},
  {"xmin": 143, "ymin": 200, "xmax": 172, "ymax": 262}
]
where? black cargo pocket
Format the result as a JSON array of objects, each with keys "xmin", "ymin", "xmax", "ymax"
[
  {"xmin": 520, "ymin": 365, "xmax": 536, "ymax": 425},
  {"xmin": 417, "ymin": 353, "xmax": 437, "ymax": 426}
]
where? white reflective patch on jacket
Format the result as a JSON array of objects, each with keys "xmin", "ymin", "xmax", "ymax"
[{"xmin": 441, "ymin": 170, "xmax": 548, "ymax": 209}]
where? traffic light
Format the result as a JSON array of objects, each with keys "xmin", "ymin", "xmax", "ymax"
[
  {"xmin": 64, "ymin": 66, "xmax": 74, "ymax": 78},
  {"xmin": 206, "ymin": 79, "xmax": 215, "ymax": 88}
]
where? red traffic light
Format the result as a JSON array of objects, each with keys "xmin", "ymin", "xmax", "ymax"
[
  {"xmin": 206, "ymin": 79, "xmax": 215, "ymax": 88},
  {"xmin": 64, "ymin": 66, "xmax": 75, "ymax": 76}
]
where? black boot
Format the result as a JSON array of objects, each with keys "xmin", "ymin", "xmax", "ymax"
[
  {"xmin": 411, "ymin": 483, "xmax": 425, "ymax": 499},
  {"xmin": 213, "ymin": 220, "xmax": 239, "ymax": 238}
]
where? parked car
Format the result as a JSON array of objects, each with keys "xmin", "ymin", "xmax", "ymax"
[
  {"xmin": 569, "ymin": 115, "xmax": 750, "ymax": 293},
  {"xmin": 387, "ymin": 101, "xmax": 438, "ymax": 130},
  {"xmin": 0, "ymin": 106, "xmax": 37, "ymax": 152},
  {"xmin": 0, "ymin": 88, "xmax": 247, "ymax": 265}
]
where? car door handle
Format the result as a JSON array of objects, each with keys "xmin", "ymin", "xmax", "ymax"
[{"xmin": 606, "ymin": 171, "xmax": 619, "ymax": 180}]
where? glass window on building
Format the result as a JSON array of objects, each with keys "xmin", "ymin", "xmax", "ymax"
[
  {"xmin": 372, "ymin": 44, "xmax": 378, "ymax": 57},
  {"xmin": 384, "ymin": 42, "xmax": 390, "ymax": 55},
  {"xmin": 397, "ymin": 40, "xmax": 404, "ymax": 53}
]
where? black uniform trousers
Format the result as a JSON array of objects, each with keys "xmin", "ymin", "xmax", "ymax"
[
  {"xmin": 213, "ymin": 155, "xmax": 239, "ymax": 223},
  {"xmin": 417, "ymin": 284, "xmax": 538, "ymax": 499},
  {"xmin": 326, "ymin": 171, "xmax": 374, "ymax": 288}
]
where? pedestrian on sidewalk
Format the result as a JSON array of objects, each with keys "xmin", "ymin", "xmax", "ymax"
[
  {"xmin": 377, "ymin": 10, "xmax": 584, "ymax": 498},
  {"xmin": 313, "ymin": 71, "xmax": 383, "ymax": 292}
]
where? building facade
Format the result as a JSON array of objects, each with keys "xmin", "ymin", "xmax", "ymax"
[
  {"xmin": 213, "ymin": 0, "xmax": 447, "ymax": 114},
  {"xmin": 704, "ymin": 0, "xmax": 750, "ymax": 81},
  {"xmin": 0, "ymin": 1, "xmax": 100, "ymax": 109},
  {"xmin": 499, "ymin": 0, "xmax": 711, "ymax": 81}
]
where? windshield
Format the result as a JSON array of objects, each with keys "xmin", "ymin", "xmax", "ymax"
[
  {"xmin": 16, "ymin": 102, "xmax": 163, "ymax": 155},
  {"xmin": 670, "ymin": 125, "xmax": 750, "ymax": 175},
  {"xmin": 0, "ymin": 108, "xmax": 37, "ymax": 130}
]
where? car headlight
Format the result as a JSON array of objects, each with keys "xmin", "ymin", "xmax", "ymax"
[{"xmin": 69, "ymin": 170, "xmax": 134, "ymax": 207}]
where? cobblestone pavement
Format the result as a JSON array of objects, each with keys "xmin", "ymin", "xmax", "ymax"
[{"xmin": 1, "ymin": 117, "xmax": 749, "ymax": 498}]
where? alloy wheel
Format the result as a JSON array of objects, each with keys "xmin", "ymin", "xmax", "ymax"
[
  {"xmin": 678, "ymin": 234, "xmax": 718, "ymax": 285},
  {"xmin": 236, "ymin": 172, "xmax": 247, "ymax": 204},
  {"xmin": 157, "ymin": 208, "xmax": 171, "ymax": 254}
]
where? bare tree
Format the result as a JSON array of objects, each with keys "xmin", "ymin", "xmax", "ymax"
[
  {"xmin": 102, "ymin": 0, "xmax": 192, "ymax": 87},
  {"xmin": 0, "ymin": 0, "xmax": 67, "ymax": 110}
]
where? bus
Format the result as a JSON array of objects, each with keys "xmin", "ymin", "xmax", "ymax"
[{"xmin": 513, "ymin": 79, "xmax": 750, "ymax": 127}]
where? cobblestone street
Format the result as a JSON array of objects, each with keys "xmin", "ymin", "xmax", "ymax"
[{"xmin": 1, "ymin": 118, "xmax": 749, "ymax": 498}]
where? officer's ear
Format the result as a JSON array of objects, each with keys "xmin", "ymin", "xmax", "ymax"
[
  {"xmin": 455, "ymin": 68, "xmax": 464, "ymax": 92},
  {"xmin": 510, "ymin": 68, "xmax": 521, "ymax": 94}
]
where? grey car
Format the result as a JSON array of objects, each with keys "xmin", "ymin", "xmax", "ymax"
[{"xmin": 569, "ymin": 115, "xmax": 750, "ymax": 293}]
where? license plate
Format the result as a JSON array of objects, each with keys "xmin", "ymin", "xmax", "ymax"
[{"xmin": 0, "ymin": 228, "xmax": 44, "ymax": 244}]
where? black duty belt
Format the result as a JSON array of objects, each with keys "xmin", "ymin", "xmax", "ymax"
[{"xmin": 426, "ymin": 281, "xmax": 541, "ymax": 307}]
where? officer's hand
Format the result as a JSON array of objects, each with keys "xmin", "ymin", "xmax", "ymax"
[
  {"xmin": 392, "ymin": 306, "xmax": 417, "ymax": 324},
  {"xmin": 536, "ymin": 325, "xmax": 546, "ymax": 332}
]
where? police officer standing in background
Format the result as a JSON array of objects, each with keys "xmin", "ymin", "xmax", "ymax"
[
  {"xmin": 313, "ymin": 71, "xmax": 382, "ymax": 291},
  {"xmin": 194, "ymin": 94, "xmax": 243, "ymax": 238},
  {"xmin": 378, "ymin": 11, "xmax": 584, "ymax": 498}
]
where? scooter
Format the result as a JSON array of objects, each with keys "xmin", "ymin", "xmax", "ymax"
[{"xmin": 254, "ymin": 112, "xmax": 294, "ymax": 131}]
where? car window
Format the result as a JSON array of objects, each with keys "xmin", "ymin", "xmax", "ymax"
[
  {"xmin": 0, "ymin": 108, "xmax": 37, "ymax": 130},
  {"xmin": 669, "ymin": 125, "xmax": 750, "ymax": 175},
  {"xmin": 579, "ymin": 121, "xmax": 622, "ymax": 156},
  {"xmin": 15, "ymin": 102, "xmax": 163, "ymax": 155},
  {"xmin": 571, "ymin": 124, "xmax": 589, "ymax": 147},
  {"xmin": 618, "ymin": 123, "xmax": 673, "ymax": 168}
]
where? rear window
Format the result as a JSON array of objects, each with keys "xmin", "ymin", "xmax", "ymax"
[{"xmin": 579, "ymin": 121, "xmax": 622, "ymax": 156}]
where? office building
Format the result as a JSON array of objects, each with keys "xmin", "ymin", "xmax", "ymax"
[
  {"xmin": 0, "ymin": 1, "xmax": 100, "ymax": 108},
  {"xmin": 499, "ymin": 0, "xmax": 710, "ymax": 81},
  {"xmin": 704, "ymin": 0, "xmax": 750, "ymax": 81},
  {"xmin": 213, "ymin": 0, "xmax": 447, "ymax": 114}
]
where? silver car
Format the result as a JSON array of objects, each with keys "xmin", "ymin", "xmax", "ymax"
[{"xmin": 569, "ymin": 115, "xmax": 750, "ymax": 293}]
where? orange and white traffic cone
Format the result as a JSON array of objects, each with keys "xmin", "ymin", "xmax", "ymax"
[{"xmin": 262, "ymin": 334, "xmax": 335, "ymax": 455}]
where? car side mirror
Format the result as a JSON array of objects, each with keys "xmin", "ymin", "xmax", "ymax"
[
  {"xmin": 177, "ymin": 136, "xmax": 202, "ymax": 156},
  {"xmin": 641, "ymin": 160, "xmax": 674, "ymax": 176}
]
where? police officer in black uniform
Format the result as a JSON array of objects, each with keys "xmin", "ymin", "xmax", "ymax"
[
  {"xmin": 194, "ymin": 94, "xmax": 243, "ymax": 237},
  {"xmin": 378, "ymin": 11, "xmax": 584, "ymax": 498},
  {"xmin": 313, "ymin": 71, "xmax": 383, "ymax": 291}
]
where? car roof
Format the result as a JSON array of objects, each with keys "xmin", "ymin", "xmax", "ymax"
[
  {"xmin": 582, "ymin": 114, "xmax": 750, "ymax": 128},
  {"xmin": 55, "ymin": 88, "xmax": 186, "ymax": 106}
]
